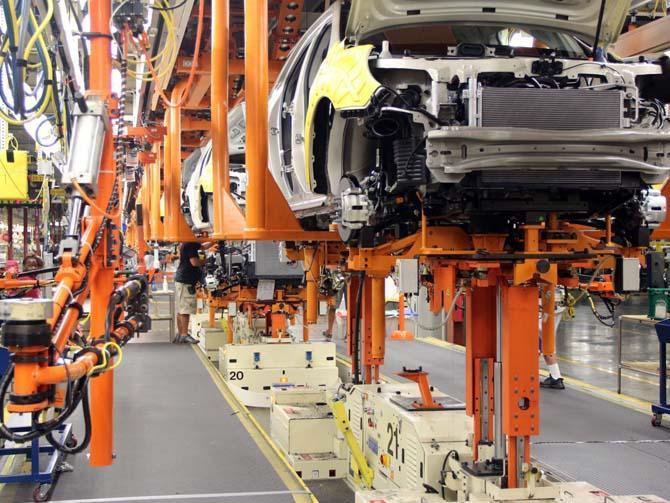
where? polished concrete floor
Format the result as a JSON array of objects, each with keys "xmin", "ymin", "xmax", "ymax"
[{"xmin": 555, "ymin": 293, "xmax": 663, "ymax": 403}]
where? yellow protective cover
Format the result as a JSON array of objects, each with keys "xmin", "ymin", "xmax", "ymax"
[
  {"xmin": 0, "ymin": 150, "xmax": 29, "ymax": 201},
  {"xmin": 304, "ymin": 42, "xmax": 381, "ymax": 186},
  {"xmin": 200, "ymin": 156, "xmax": 214, "ymax": 193}
]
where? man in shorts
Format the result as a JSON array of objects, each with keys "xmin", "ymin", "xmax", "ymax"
[{"xmin": 174, "ymin": 241, "xmax": 217, "ymax": 343}]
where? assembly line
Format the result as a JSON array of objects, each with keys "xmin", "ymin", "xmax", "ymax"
[{"xmin": 1, "ymin": 0, "xmax": 670, "ymax": 502}]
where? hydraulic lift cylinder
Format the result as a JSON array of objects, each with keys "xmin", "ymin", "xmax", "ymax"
[{"xmin": 371, "ymin": 276, "xmax": 385, "ymax": 361}]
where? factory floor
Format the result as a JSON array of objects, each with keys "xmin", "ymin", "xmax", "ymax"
[{"xmin": 1, "ymin": 296, "xmax": 668, "ymax": 502}]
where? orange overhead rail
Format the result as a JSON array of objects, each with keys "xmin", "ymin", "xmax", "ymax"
[
  {"xmin": 211, "ymin": 0, "xmax": 245, "ymax": 239},
  {"xmin": 243, "ymin": 0, "xmax": 337, "ymax": 242}
]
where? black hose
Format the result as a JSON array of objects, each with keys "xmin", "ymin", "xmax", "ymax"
[
  {"xmin": 45, "ymin": 379, "xmax": 91, "ymax": 454},
  {"xmin": 352, "ymin": 272, "xmax": 364, "ymax": 385}
]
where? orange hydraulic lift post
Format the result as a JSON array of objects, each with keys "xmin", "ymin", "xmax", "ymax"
[
  {"xmin": 243, "ymin": 0, "xmax": 336, "ymax": 241},
  {"xmin": 87, "ymin": 0, "xmax": 117, "ymax": 467},
  {"xmin": 211, "ymin": 0, "xmax": 244, "ymax": 239},
  {"xmin": 501, "ymin": 283, "xmax": 539, "ymax": 488}
]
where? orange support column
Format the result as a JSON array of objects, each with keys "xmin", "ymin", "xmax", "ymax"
[
  {"xmin": 164, "ymin": 85, "xmax": 196, "ymax": 242},
  {"xmin": 370, "ymin": 275, "xmax": 385, "ymax": 368},
  {"xmin": 501, "ymin": 284, "xmax": 539, "ymax": 488},
  {"xmin": 87, "ymin": 0, "xmax": 115, "ymax": 467},
  {"xmin": 211, "ymin": 0, "xmax": 244, "ymax": 239},
  {"xmin": 391, "ymin": 293, "xmax": 414, "ymax": 340},
  {"xmin": 243, "ymin": 0, "xmax": 333, "ymax": 241},
  {"xmin": 540, "ymin": 283, "xmax": 556, "ymax": 357},
  {"xmin": 149, "ymin": 145, "xmax": 164, "ymax": 241}
]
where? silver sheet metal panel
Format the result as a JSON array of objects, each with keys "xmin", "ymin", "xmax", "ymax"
[{"xmin": 480, "ymin": 88, "xmax": 623, "ymax": 130}]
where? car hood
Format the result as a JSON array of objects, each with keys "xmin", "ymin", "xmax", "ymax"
[{"xmin": 345, "ymin": 0, "xmax": 631, "ymax": 46}]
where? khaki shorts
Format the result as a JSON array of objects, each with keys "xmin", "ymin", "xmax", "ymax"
[{"xmin": 175, "ymin": 282, "xmax": 197, "ymax": 315}]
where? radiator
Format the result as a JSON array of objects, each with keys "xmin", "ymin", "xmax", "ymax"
[
  {"xmin": 480, "ymin": 170, "xmax": 622, "ymax": 188},
  {"xmin": 479, "ymin": 87, "xmax": 623, "ymax": 130}
]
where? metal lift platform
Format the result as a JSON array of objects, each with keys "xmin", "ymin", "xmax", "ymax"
[{"xmin": 337, "ymin": 337, "xmax": 670, "ymax": 500}]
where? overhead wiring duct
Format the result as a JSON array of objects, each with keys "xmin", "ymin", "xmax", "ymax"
[
  {"xmin": 130, "ymin": 0, "xmax": 205, "ymax": 108},
  {"xmin": 124, "ymin": 0, "xmax": 178, "ymax": 83}
]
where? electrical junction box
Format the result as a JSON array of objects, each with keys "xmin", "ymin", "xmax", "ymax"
[
  {"xmin": 0, "ymin": 150, "xmax": 28, "ymax": 201},
  {"xmin": 615, "ymin": 257, "xmax": 641, "ymax": 293},
  {"xmin": 397, "ymin": 259, "xmax": 419, "ymax": 295}
]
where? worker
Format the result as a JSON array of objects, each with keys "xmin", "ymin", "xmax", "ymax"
[
  {"xmin": 539, "ymin": 286, "xmax": 565, "ymax": 390},
  {"xmin": 22, "ymin": 254, "xmax": 44, "ymax": 299},
  {"xmin": 541, "ymin": 353, "xmax": 564, "ymax": 390},
  {"xmin": 174, "ymin": 241, "xmax": 217, "ymax": 343}
]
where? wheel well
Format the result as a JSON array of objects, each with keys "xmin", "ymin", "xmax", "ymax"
[{"xmin": 312, "ymin": 98, "xmax": 334, "ymax": 195}]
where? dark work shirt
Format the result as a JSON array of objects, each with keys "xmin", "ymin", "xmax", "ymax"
[{"xmin": 175, "ymin": 242, "xmax": 202, "ymax": 286}]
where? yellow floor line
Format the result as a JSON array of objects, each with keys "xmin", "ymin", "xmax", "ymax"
[
  {"xmin": 417, "ymin": 336, "xmax": 465, "ymax": 353},
  {"xmin": 556, "ymin": 354, "xmax": 659, "ymax": 387},
  {"xmin": 191, "ymin": 346, "xmax": 318, "ymax": 503},
  {"xmin": 420, "ymin": 336, "xmax": 658, "ymax": 387},
  {"xmin": 413, "ymin": 337, "xmax": 653, "ymax": 416}
]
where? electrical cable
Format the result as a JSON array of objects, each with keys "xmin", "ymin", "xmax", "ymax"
[
  {"xmin": 149, "ymin": 0, "xmax": 187, "ymax": 12},
  {"xmin": 132, "ymin": 0, "xmax": 205, "ymax": 107},
  {"xmin": 45, "ymin": 378, "xmax": 91, "ymax": 454}
]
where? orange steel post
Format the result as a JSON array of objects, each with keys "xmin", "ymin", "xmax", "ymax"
[
  {"xmin": 149, "ymin": 145, "xmax": 164, "ymax": 240},
  {"xmin": 370, "ymin": 275, "xmax": 385, "ymax": 365},
  {"xmin": 501, "ymin": 284, "xmax": 539, "ymax": 488},
  {"xmin": 164, "ymin": 84, "xmax": 197, "ymax": 242},
  {"xmin": 391, "ymin": 292, "xmax": 414, "ymax": 340},
  {"xmin": 540, "ymin": 283, "xmax": 556, "ymax": 357},
  {"xmin": 244, "ymin": 0, "xmax": 270, "ymax": 235},
  {"xmin": 211, "ymin": 0, "xmax": 244, "ymax": 239},
  {"xmin": 243, "ymin": 0, "xmax": 334, "ymax": 241},
  {"xmin": 88, "ymin": 0, "xmax": 116, "ymax": 467},
  {"xmin": 303, "ymin": 246, "xmax": 321, "ymax": 325}
]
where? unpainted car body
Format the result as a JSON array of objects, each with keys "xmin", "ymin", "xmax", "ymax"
[{"xmin": 184, "ymin": 0, "xmax": 670, "ymax": 246}]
